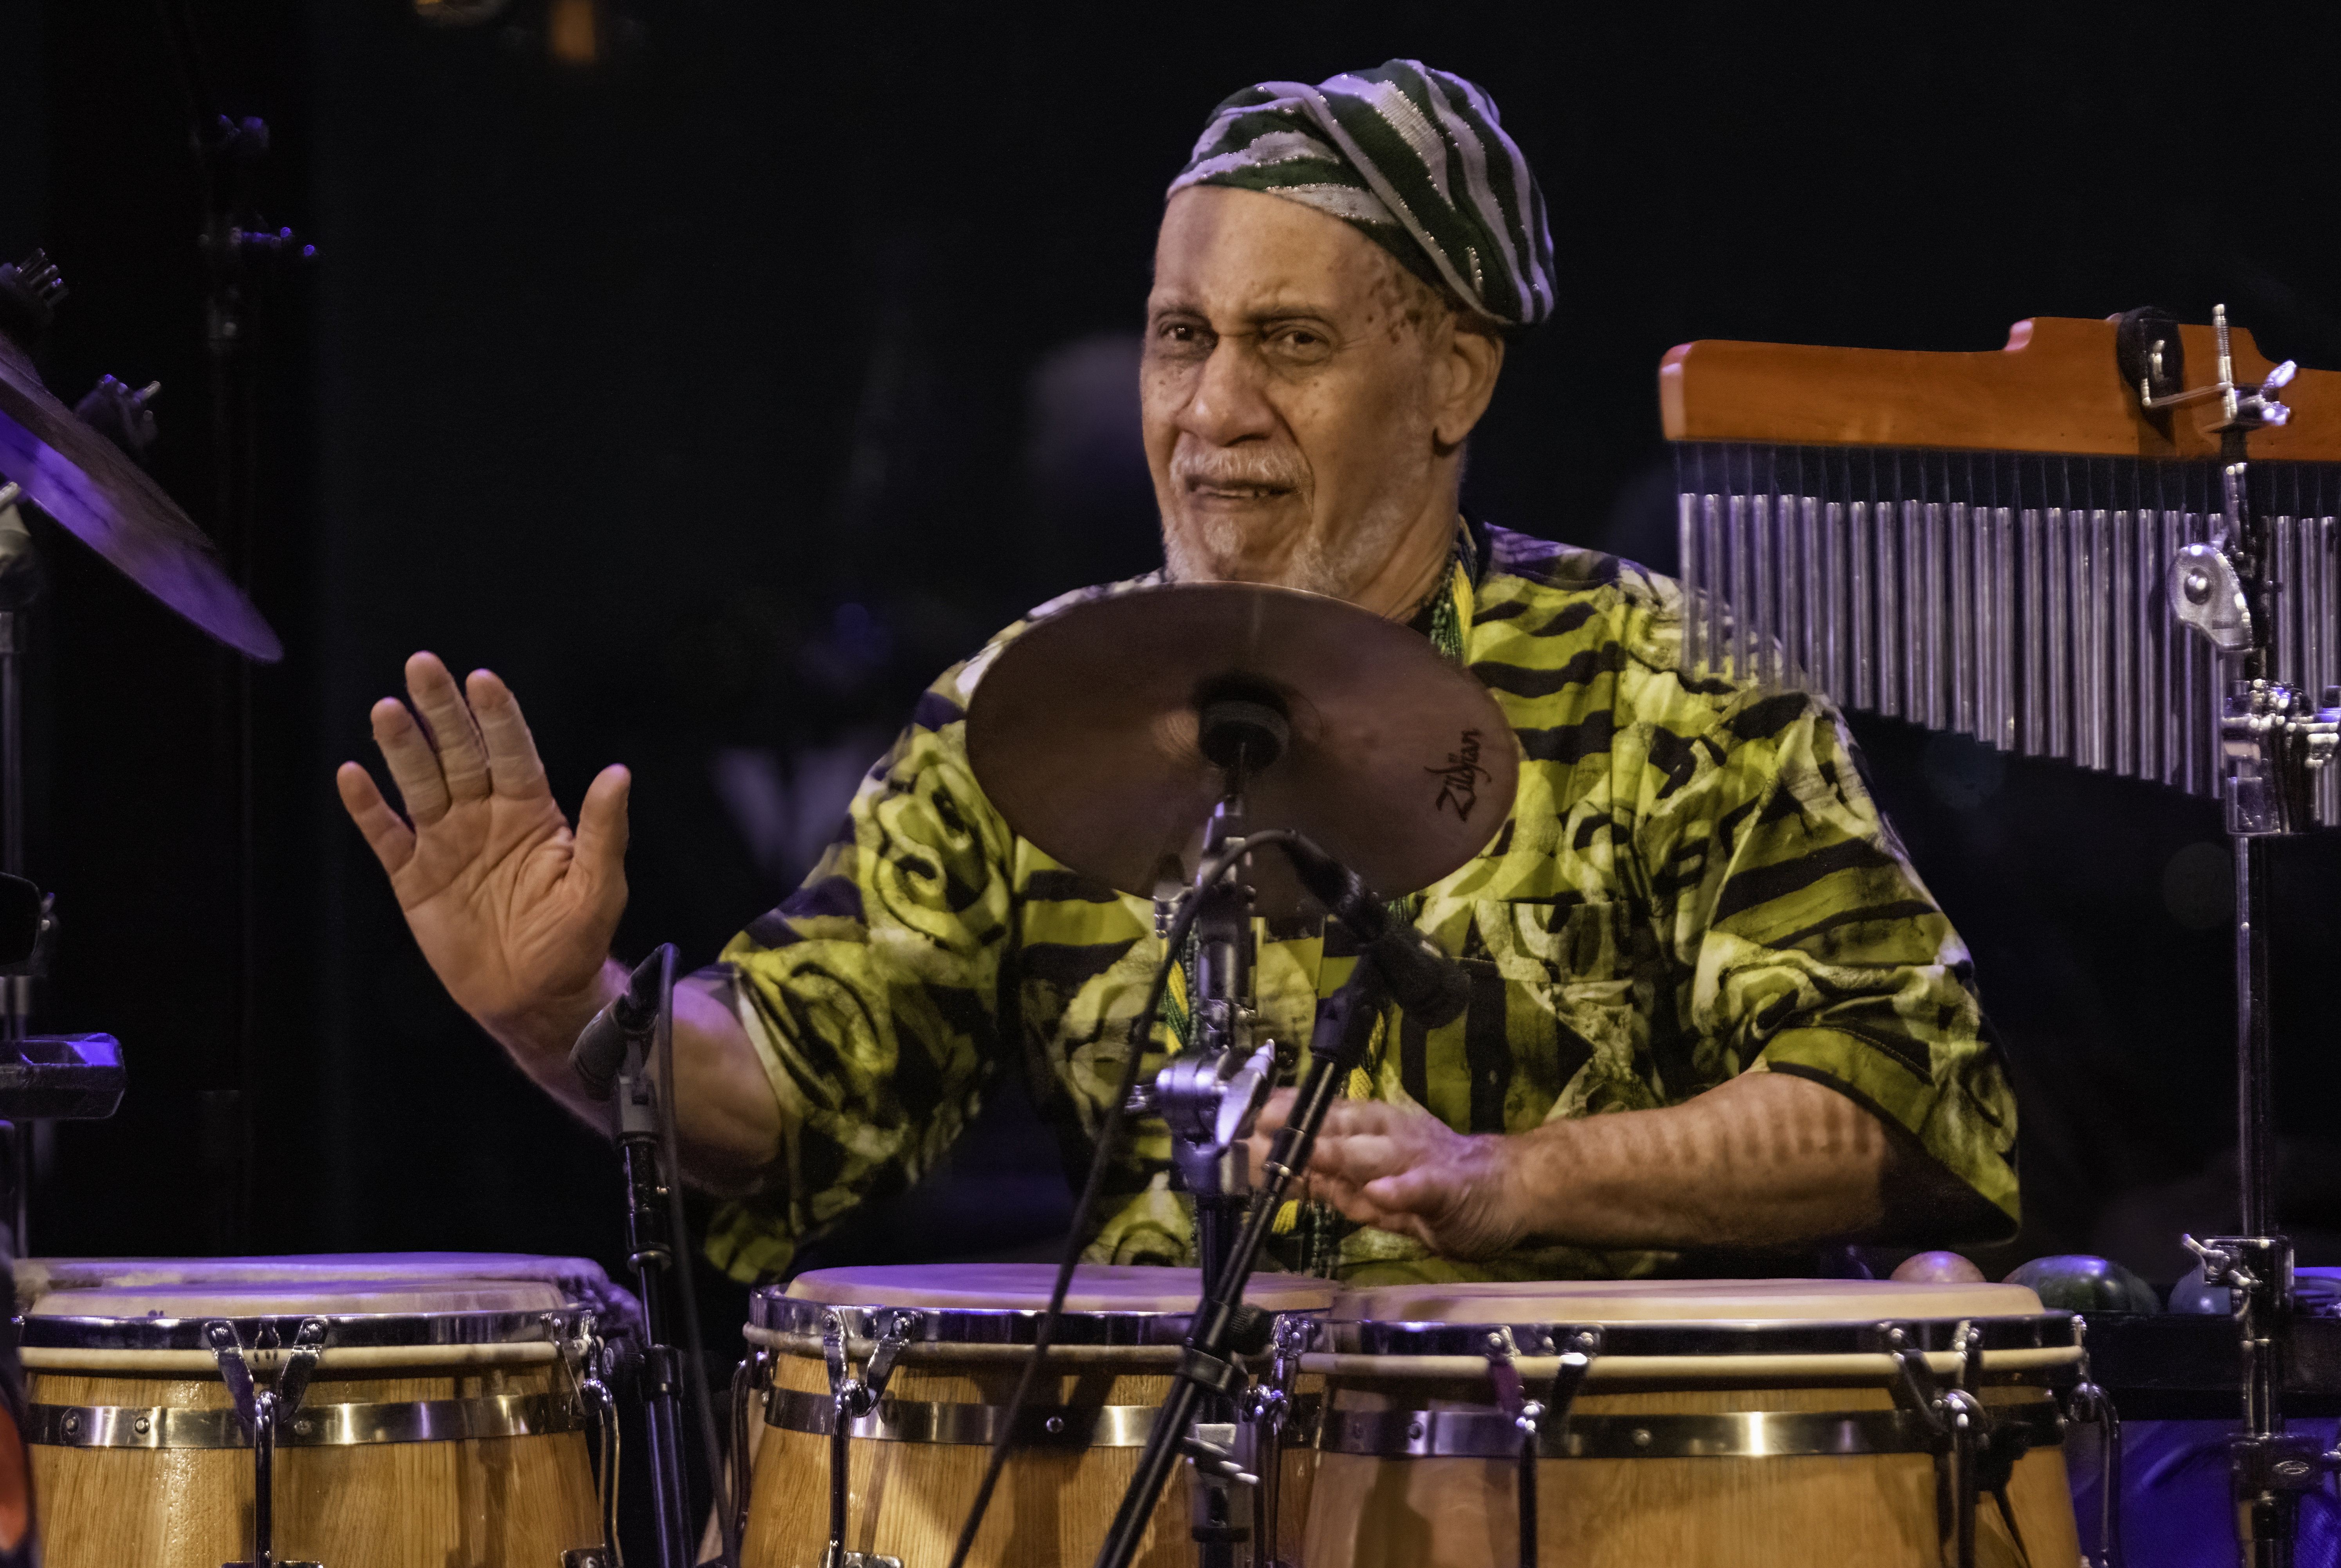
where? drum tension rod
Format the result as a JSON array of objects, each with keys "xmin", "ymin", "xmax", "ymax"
[
  {"xmin": 1240, "ymin": 1313, "xmax": 1318, "ymax": 1568},
  {"xmin": 211, "ymin": 1316, "xmax": 329, "ymax": 1568},
  {"xmin": 820, "ymin": 1309, "xmax": 915, "ymax": 1568},
  {"xmin": 1879, "ymin": 1323, "xmax": 2036, "ymax": 1568},
  {"xmin": 2062, "ymin": 1318, "xmax": 2126, "ymax": 1568},
  {"xmin": 560, "ymin": 1310, "xmax": 622, "ymax": 1568},
  {"xmin": 1484, "ymin": 1326, "xmax": 1599, "ymax": 1568}
]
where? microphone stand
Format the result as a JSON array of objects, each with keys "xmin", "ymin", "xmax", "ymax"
[
  {"xmin": 582, "ymin": 947, "xmax": 696, "ymax": 1568},
  {"xmin": 1094, "ymin": 945, "xmax": 1390, "ymax": 1568}
]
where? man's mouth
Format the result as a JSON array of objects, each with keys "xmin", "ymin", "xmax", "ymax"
[{"xmin": 1185, "ymin": 478, "xmax": 1292, "ymax": 501}]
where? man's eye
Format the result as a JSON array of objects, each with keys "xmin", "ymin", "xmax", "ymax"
[
  {"xmin": 1152, "ymin": 321, "xmax": 1211, "ymax": 355},
  {"xmin": 1266, "ymin": 326, "xmax": 1334, "ymax": 363}
]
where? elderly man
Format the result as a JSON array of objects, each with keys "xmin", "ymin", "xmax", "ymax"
[{"xmin": 338, "ymin": 62, "xmax": 2016, "ymax": 1285}]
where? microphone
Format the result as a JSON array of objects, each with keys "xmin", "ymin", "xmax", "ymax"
[
  {"xmin": 1276, "ymin": 838, "xmax": 1470, "ymax": 1026},
  {"xmin": 569, "ymin": 952, "xmax": 663, "ymax": 1102}
]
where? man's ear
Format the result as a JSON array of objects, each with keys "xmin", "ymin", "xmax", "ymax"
[{"xmin": 1432, "ymin": 320, "xmax": 1505, "ymax": 449}]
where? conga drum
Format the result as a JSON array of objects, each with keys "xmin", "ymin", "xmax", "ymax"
[
  {"xmin": 739, "ymin": 1263, "xmax": 1336, "ymax": 1568},
  {"xmin": 1297, "ymin": 1278, "xmax": 2088, "ymax": 1568},
  {"xmin": 16, "ymin": 1253, "xmax": 631, "ymax": 1567}
]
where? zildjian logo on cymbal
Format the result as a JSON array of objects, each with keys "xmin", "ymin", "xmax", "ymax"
[{"xmin": 1428, "ymin": 729, "xmax": 1489, "ymax": 820}]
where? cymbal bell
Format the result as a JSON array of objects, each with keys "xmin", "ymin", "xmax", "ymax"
[
  {"xmin": 966, "ymin": 582, "xmax": 1517, "ymax": 917},
  {"xmin": 0, "ymin": 333, "xmax": 281, "ymax": 662}
]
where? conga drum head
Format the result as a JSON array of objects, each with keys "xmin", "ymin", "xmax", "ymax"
[
  {"xmin": 28, "ymin": 1277, "xmax": 567, "ymax": 1320},
  {"xmin": 20, "ymin": 1254, "xmax": 616, "ymax": 1568},
  {"xmin": 743, "ymin": 1263, "xmax": 1338, "ymax": 1568},
  {"xmin": 16, "ymin": 1251, "xmax": 638, "ymax": 1330},
  {"xmin": 1332, "ymin": 1276, "xmax": 2047, "ymax": 1324},
  {"xmin": 1304, "ymin": 1276, "xmax": 2086, "ymax": 1568},
  {"xmin": 785, "ymin": 1260, "xmax": 1337, "ymax": 1314}
]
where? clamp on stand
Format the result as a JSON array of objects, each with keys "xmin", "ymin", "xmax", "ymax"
[{"xmin": 2161, "ymin": 305, "xmax": 2341, "ymax": 1568}]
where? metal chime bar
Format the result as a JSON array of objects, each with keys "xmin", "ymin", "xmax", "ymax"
[{"xmin": 1676, "ymin": 444, "xmax": 2341, "ymax": 824}]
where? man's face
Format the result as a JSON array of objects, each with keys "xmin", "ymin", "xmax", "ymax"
[{"xmin": 1142, "ymin": 186, "xmax": 1461, "ymax": 601}]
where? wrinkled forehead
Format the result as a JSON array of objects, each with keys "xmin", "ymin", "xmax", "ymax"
[{"xmin": 1149, "ymin": 186, "xmax": 1409, "ymax": 323}]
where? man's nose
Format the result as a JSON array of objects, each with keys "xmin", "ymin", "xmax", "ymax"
[{"xmin": 1180, "ymin": 339, "xmax": 1278, "ymax": 445}]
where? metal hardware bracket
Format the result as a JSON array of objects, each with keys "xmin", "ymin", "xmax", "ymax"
[{"xmin": 213, "ymin": 1315, "xmax": 328, "ymax": 1568}]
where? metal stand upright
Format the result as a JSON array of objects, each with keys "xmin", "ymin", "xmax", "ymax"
[{"xmin": 2161, "ymin": 306, "xmax": 2341, "ymax": 1568}]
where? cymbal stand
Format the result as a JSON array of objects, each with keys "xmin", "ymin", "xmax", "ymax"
[
  {"xmin": 0, "ymin": 488, "xmax": 36, "ymax": 1245},
  {"xmin": 2162, "ymin": 306, "xmax": 2341, "ymax": 1568},
  {"xmin": 1097, "ymin": 903, "xmax": 1393, "ymax": 1568},
  {"xmin": 0, "ymin": 487, "xmax": 125, "ymax": 1258},
  {"xmin": 1126, "ymin": 691, "xmax": 1290, "ymax": 1568}
]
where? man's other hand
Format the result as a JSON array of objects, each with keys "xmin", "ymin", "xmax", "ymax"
[
  {"xmin": 335, "ymin": 652, "xmax": 629, "ymax": 1063},
  {"xmin": 1254, "ymin": 1091, "xmax": 1525, "ymax": 1260}
]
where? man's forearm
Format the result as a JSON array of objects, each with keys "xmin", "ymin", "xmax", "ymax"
[
  {"xmin": 481, "ymin": 960, "xmax": 782, "ymax": 1196},
  {"xmin": 1507, "ymin": 1070, "xmax": 1890, "ymax": 1250}
]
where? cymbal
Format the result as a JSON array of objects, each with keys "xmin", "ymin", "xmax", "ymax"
[
  {"xmin": 966, "ymin": 582, "xmax": 1518, "ymax": 917},
  {"xmin": 0, "ymin": 334, "xmax": 282, "ymax": 662}
]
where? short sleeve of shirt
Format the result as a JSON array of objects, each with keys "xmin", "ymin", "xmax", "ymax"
[
  {"xmin": 1625, "ymin": 609, "xmax": 2019, "ymax": 1229},
  {"xmin": 700, "ymin": 661, "xmax": 1018, "ymax": 1282}
]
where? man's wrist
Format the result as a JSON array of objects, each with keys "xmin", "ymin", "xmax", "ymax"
[
  {"xmin": 1490, "ymin": 1121, "xmax": 1574, "ymax": 1250},
  {"xmin": 480, "ymin": 959, "xmax": 628, "ymax": 1080}
]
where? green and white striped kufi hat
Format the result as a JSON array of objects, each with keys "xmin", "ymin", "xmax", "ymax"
[{"xmin": 1168, "ymin": 60, "xmax": 1553, "ymax": 331}]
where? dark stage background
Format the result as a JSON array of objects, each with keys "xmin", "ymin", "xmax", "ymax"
[{"xmin": 7, "ymin": 0, "xmax": 2341, "ymax": 1490}]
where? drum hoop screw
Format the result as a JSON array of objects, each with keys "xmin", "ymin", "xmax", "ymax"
[
  {"xmin": 1045, "ymin": 1415, "xmax": 1065, "ymax": 1435},
  {"xmin": 133, "ymin": 1415, "xmax": 150, "ymax": 1434}
]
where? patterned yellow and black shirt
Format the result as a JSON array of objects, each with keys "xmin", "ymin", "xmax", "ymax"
[{"xmin": 702, "ymin": 525, "xmax": 2018, "ymax": 1285}]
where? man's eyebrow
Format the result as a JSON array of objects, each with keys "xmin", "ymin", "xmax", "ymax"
[{"xmin": 1144, "ymin": 294, "xmax": 1342, "ymax": 324}]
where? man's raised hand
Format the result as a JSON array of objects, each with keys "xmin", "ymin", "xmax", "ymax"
[{"xmin": 335, "ymin": 652, "xmax": 629, "ymax": 1059}]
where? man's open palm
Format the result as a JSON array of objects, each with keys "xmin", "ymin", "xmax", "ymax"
[{"xmin": 335, "ymin": 652, "xmax": 628, "ymax": 1032}]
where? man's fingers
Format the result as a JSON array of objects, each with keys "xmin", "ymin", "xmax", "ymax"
[
  {"xmin": 405, "ymin": 652, "xmax": 492, "ymax": 803},
  {"xmin": 371, "ymin": 698, "xmax": 452, "ymax": 825},
  {"xmin": 336, "ymin": 762, "xmax": 417, "ymax": 875},
  {"xmin": 574, "ymin": 765, "xmax": 632, "ymax": 885},
  {"xmin": 467, "ymin": 669, "xmax": 550, "ymax": 800},
  {"xmin": 1310, "ymin": 1132, "xmax": 1405, "ymax": 1185},
  {"xmin": 1361, "ymin": 1167, "xmax": 1449, "ymax": 1216}
]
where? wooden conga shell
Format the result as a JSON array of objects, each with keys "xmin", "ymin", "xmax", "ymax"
[
  {"xmin": 741, "ymin": 1263, "xmax": 1335, "ymax": 1568},
  {"xmin": 1301, "ymin": 1279, "xmax": 2088, "ymax": 1568},
  {"xmin": 30, "ymin": 1366, "xmax": 599, "ymax": 1565},
  {"xmin": 748, "ymin": 1356, "xmax": 1186, "ymax": 1568},
  {"xmin": 18, "ymin": 1260, "xmax": 621, "ymax": 1568}
]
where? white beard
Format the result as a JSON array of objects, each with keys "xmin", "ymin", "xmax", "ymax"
[{"xmin": 1159, "ymin": 433, "xmax": 1433, "ymax": 600}]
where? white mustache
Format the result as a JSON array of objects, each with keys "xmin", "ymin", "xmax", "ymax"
[{"xmin": 1172, "ymin": 444, "xmax": 1307, "ymax": 493}]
